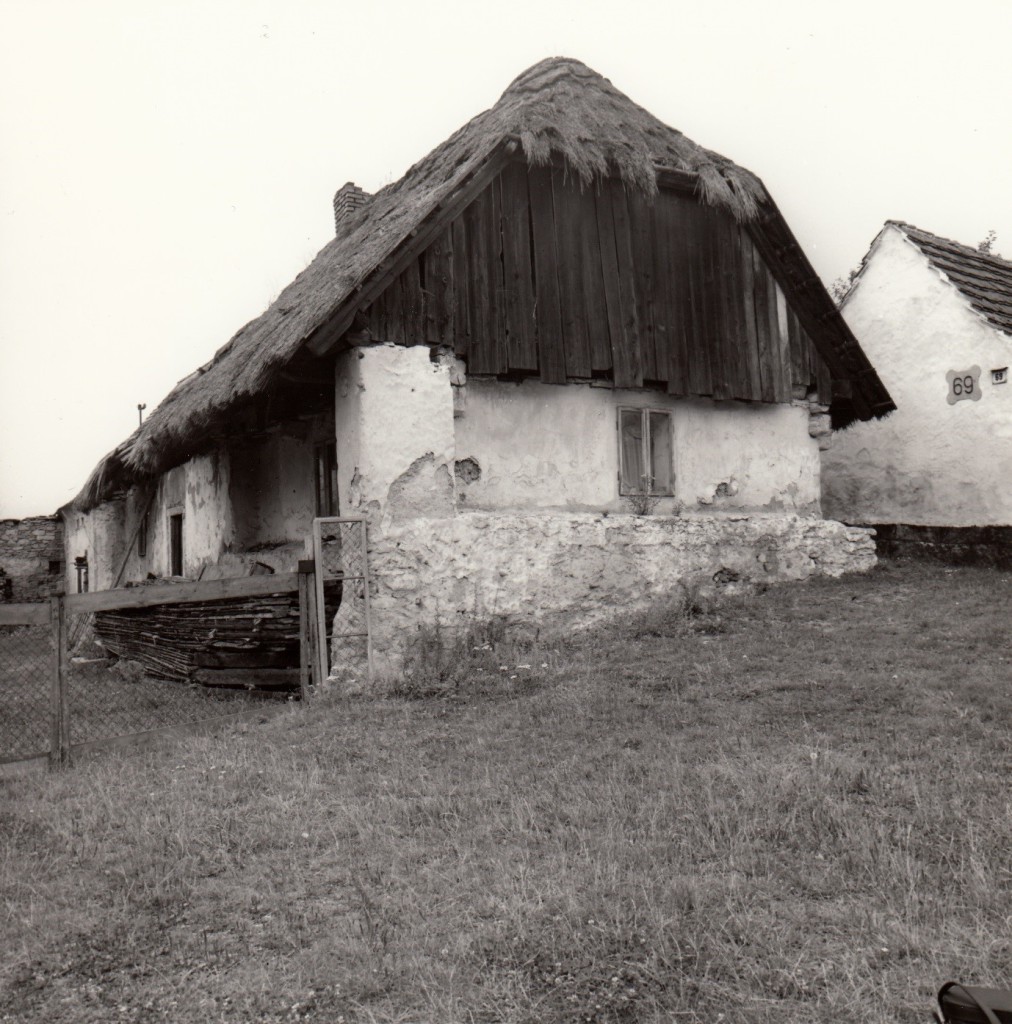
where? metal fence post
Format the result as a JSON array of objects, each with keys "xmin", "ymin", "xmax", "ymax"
[{"xmin": 49, "ymin": 593, "xmax": 70, "ymax": 768}]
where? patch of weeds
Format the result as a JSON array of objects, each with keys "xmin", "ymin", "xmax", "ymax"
[
  {"xmin": 476, "ymin": 908, "xmax": 700, "ymax": 1024},
  {"xmin": 626, "ymin": 580, "xmax": 720, "ymax": 640},
  {"xmin": 393, "ymin": 615, "xmax": 546, "ymax": 701}
]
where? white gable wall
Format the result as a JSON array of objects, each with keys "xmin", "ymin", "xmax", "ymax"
[{"xmin": 822, "ymin": 226, "xmax": 1012, "ymax": 526}]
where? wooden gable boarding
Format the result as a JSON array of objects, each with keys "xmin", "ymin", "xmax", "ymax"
[{"xmin": 365, "ymin": 160, "xmax": 833, "ymax": 405}]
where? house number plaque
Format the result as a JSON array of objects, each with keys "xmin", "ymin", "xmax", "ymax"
[{"xmin": 946, "ymin": 366, "xmax": 981, "ymax": 405}]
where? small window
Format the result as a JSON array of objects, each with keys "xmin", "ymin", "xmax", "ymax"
[
  {"xmin": 169, "ymin": 512, "xmax": 184, "ymax": 577},
  {"xmin": 314, "ymin": 442, "xmax": 339, "ymax": 517},
  {"xmin": 619, "ymin": 408, "xmax": 673, "ymax": 495},
  {"xmin": 74, "ymin": 555, "xmax": 89, "ymax": 594},
  {"xmin": 48, "ymin": 560, "xmax": 62, "ymax": 575}
]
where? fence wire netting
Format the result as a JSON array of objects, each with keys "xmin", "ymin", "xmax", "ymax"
[
  {"xmin": 0, "ymin": 624, "xmax": 52, "ymax": 763},
  {"xmin": 317, "ymin": 518, "xmax": 370, "ymax": 675},
  {"xmin": 65, "ymin": 611, "xmax": 257, "ymax": 747}
]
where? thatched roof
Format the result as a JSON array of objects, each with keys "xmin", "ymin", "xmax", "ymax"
[{"xmin": 72, "ymin": 57, "xmax": 879, "ymax": 511}]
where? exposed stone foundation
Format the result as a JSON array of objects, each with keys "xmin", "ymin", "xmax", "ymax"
[
  {"xmin": 0, "ymin": 516, "xmax": 64, "ymax": 603},
  {"xmin": 361, "ymin": 511, "xmax": 876, "ymax": 669}
]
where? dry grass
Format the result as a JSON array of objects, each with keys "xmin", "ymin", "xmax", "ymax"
[{"xmin": 1, "ymin": 558, "xmax": 1010, "ymax": 1023}]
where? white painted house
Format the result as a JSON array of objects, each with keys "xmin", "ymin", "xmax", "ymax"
[
  {"xmin": 64, "ymin": 58, "xmax": 893, "ymax": 670},
  {"xmin": 822, "ymin": 222, "xmax": 1012, "ymax": 548}
]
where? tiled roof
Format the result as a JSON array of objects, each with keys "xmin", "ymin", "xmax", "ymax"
[{"xmin": 891, "ymin": 221, "xmax": 1012, "ymax": 337}]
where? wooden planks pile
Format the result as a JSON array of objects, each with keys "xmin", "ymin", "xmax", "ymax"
[
  {"xmin": 366, "ymin": 160, "xmax": 834, "ymax": 405},
  {"xmin": 93, "ymin": 582, "xmax": 341, "ymax": 690}
]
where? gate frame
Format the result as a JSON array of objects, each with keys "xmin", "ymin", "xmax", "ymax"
[{"xmin": 311, "ymin": 516, "xmax": 374, "ymax": 684}]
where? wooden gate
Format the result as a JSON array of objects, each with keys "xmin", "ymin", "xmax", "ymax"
[{"xmin": 311, "ymin": 516, "xmax": 374, "ymax": 683}]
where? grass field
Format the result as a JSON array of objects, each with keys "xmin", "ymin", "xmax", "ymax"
[{"xmin": 1, "ymin": 558, "xmax": 1009, "ymax": 1023}]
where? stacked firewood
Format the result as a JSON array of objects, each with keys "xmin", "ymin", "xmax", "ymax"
[{"xmin": 93, "ymin": 582, "xmax": 341, "ymax": 688}]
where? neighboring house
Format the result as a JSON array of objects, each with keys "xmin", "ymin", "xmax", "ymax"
[
  {"xmin": 822, "ymin": 221, "xmax": 1012, "ymax": 562},
  {"xmin": 64, "ymin": 57, "xmax": 892, "ymax": 666},
  {"xmin": 0, "ymin": 516, "xmax": 64, "ymax": 602}
]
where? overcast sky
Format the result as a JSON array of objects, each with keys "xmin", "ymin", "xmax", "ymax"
[{"xmin": 2, "ymin": 0, "xmax": 1010, "ymax": 518}]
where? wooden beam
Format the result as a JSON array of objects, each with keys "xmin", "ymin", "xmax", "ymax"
[{"xmin": 65, "ymin": 572, "xmax": 300, "ymax": 615}]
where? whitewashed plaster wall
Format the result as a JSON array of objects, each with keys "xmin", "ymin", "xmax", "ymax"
[
  {"xmin": 334, "ymin": 344, "xmax": 456, "ymax": 527},
  {"xmin": 73, "ymin": 428, "xmax": 322, "ymax": 589},
  {"xmin": 822, "ymin": 226, "xmax": 1012, "ymax": 526},
  {"xmin": 62, "ymin": 501, "xmax": 126, "ymax": 592},
  {"xmin": 454, "ymin": 379, "xmax": 822, "ymax": 513},
  {"xmin": 229, "ymin": 431, "xmax": 319, "ymax": 553},
  {"xmin": 322, "ymin": 343, "xmax": 874, "ymax": 678}
]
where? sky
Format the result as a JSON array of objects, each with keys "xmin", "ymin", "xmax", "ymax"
[{"xmin": 2, "ymin": 0, "xmax": 1010, "ymax": 518}]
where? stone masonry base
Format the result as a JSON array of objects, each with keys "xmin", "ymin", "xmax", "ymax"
[{"xmin": 353, "ymin": 512, "xmax": 876, "ymax": 672}]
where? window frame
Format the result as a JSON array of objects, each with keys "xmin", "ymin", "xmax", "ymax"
[
  {"xmin": 314, "ymin": 441, "xmax": 339, "ymax": 517},
  {"xmin": 617, "ymin": 407, "xmax": 675, "ymax": 497},
  {"xmin": 167, "ymin": 508, "xmax": 184, "ymax": 577}
]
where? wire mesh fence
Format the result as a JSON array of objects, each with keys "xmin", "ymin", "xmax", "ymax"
[
  {"xmin": 1, "ymin": 571, "xmax": 310, "ymax": 767},
  {"xmin": 64, "ymin": 611, "xmax": 252, "ymax": 748},
  {"xmin": 0, "ymin": 623, "xmax": 52, "ymax": 763},
  {"xmin": 314, "ymin": 517, "xmax": 373, "ymax": 680}
]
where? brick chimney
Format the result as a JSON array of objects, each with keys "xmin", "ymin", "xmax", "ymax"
[{"xmin": 333, "ymin": 182, "xmax": 371, "ymax": 233}]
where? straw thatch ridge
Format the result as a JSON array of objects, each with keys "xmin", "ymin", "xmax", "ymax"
[{"xmin": 69, "ymin": 58, "xmax": 830, "ymax": 511}]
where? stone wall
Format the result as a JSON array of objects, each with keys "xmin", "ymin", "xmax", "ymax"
[
  {"xmin": 361, "ymin": 510, "xmax": 876, "ymax": 671},
  {"xmin": 0, "ymin": 516, "xmax": 64, "ymax": 603}
]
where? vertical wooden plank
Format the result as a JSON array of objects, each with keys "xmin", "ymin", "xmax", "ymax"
[
  {"xmin": 750, "ymin": 241, "xmax": 778, "ymax": 403},
  {"xmin": 368, "ymin": 288, "xmax": 387, "ymax": 343},
  {"xmin": 788, "ymin": 307, "xmax": 810, "ymax": 391},
  {"xmin": 464, "ymin": 191, "xmax": 495, "ymax": 374},
  {"xmin": 798, "ymin": 322, "xmax": 814, "ymax": 394},
  {"xmin": 550, "ymin": 167, "xmax": 592, "ymax": 378},
  {"xmin": 498, "ymin": 163, "xmax": 538, "ymax": 371},
  {"xmin": 450, "ymin": 214, "xmax": 470, "ymax": 360},
  {"xmin": 773, "ymin": 281, "xmax": 793, "ymax": 400},
  {"xmin": 312, "ymin": 519, "xmax": 329, "ymax": 687},
  {"xmin": 488, "ymin": 174, "xmax": 509, "ymax": 374},
  {"xmin": 382, "ymin": 270, "xmax": 406, "ymax": 345},
  {"xmin": 400, "ymin": 262, "xmax": 425, "ymax": 344},
  {"xmin": 738, "ymin": 227, "xmax": 764, "ymax": 402},
  {"xmin": 582, "ymin": 189, "xmax": 613, "ymax": 375},
  {"xmin": 423, "ymin": 227, "xmax": 454, "ymax": 346},
  {"xmin": 814, "ymin": 346, "xmax": 833, "ymax": 406},
  {"xmin": 657, "ymin": 192, "xmax": 691, "ymax": 396},
  {"xmin": 719, "ymin": 217, "xmax": 752, "ymax": 400},
  {"xmin": 603, "ymin": 178, "xmax": 642, "ymax": 389},
  {"xmin": 528, "ymin": 165, "xmax": 567, "ymax": 384},
  {"xmin": 683, "ymin": 201, "xmax": 714, "ymax": 397},
  {"xmin": 49, "ymin": 594, "xmax": 69, "ymax": 768},
  {"xmin": 627, "ymin": 190, "xmax": 658, "ymax": 383},
  {"xmin": 698, "ymin": 205, "xmax": 730, "ymax": 399},
  {"xmin": 359, "ymin": 520, "xmax": 375, "ymax": 681},
  {"xmin": 298, "ymin": 561, "xmax": 315, "ymax": 700},
  {"xmin": 594, "ymin": 185, "xmax": 625, "ymax": 381}
]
